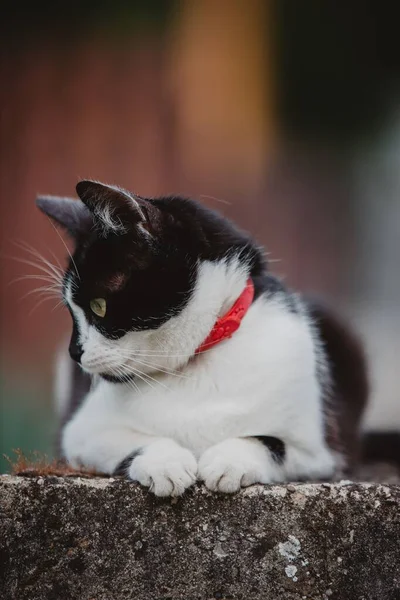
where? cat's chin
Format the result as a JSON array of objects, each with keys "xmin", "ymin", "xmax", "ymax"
[{"xmin": 99, "ymin": 372, "xmax": 136, "ymax": 384}]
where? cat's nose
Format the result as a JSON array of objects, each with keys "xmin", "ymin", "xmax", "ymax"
[{"xmin": 69, "ymin": 341, "xmax": 83, "ymax": 364}]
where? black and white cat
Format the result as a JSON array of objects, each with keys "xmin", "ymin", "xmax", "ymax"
[{"xmin": 37, "ymin": 180, "xmax": 368, "ymax": 496}]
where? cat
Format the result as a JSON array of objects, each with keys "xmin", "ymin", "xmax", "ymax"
[{"xmin": 37, "ymin": 180, "xmax": 368, "ymax": 496}]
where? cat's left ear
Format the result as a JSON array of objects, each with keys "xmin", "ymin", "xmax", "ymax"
[
  {"xmin": 76, "ymin": 180, "xmax": 161, "ymax": 236},
  {"xmin": 36, "ymin": 195, "xmax": 93, "ymax": 240}
]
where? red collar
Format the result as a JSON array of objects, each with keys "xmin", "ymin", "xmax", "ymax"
[{"xmin": 195, "ymin": 278, "xmax": 254, "ymax": 355}]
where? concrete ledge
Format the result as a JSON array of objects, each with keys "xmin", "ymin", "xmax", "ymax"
[{"xmin": 1, "ymin": 475, "xmax": 399, "ymax": 600}]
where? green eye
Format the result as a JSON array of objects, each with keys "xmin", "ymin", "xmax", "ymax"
[{"xmin": 90, "ymin": 298, "xmax": 106, "ymax": 318}]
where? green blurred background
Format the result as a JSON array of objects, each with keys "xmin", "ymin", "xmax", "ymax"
[{"xmin": 1, "ymin": 1, "xmax": 400, "ymax": 472}]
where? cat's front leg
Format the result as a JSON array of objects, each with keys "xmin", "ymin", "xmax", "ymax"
[
  {"xmin": 117, "ymin": 439, "xmax": 197, "ymax": 497},
  {"xmin": 198, "ymin": 437, "xmax": 282, "ymax": 493},
  {"xmin": 198, "ymin": 437, "xmax": 336, "ymax": 492},
  {"xmin": 62, "ymin": 424, "xmax": 197, "ymax": 497}
]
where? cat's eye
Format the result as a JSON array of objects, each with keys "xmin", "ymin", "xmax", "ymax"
[{"xmin": 90, "ymin": 298, "xmax": 106, "ymax": 318}]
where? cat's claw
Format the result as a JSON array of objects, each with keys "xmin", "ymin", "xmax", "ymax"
[{"xmin": 128, "ymin": 440, "xmax": 197, "ymax": 497}]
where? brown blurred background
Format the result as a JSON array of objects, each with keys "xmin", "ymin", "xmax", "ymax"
[{"xmin": 1, "ymin": 1, "xmax": 400, "ymax": 471}]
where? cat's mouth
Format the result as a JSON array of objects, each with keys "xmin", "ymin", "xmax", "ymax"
[
  {"xmin": 99, "ymin": 372, "xmax": 137, "ymax": 383},
  {"xmin": 81, "ymin": 354, "xmax": 158, "ymax": 380},
  {"xmin": 80, "ymin": 353, "xmax": 132, "ymax": 382},
  {"xmin": 81, "ymin": 361, "xmax": 137, "ymax": 382},
  {"xmin": 80, "ymin": 360, "xmax": 136, "ymax": 381}
]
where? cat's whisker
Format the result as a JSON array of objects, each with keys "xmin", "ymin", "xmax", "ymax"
[
  {"xmin": 116, "ymin": 345, "xmax": 215, "ymax": 357},
  {"xmin": 8, "ymin": 254, "xmax": 63, "ymax": 284},
  {"xmin": 117, "ymin": 348, "xmax": 213, "ymax": 358},
  {"xmin": 13, "ymin": 240, "xmax": 64, "ymax": 281},
  {"xmin": 8, "ymin": 274, "xmax": 63, "ymax": 289},
  {"xmin": 18, "ymin": 238, "xmax": 65, "ymax": 275},
  {"xmin": 106, "ymin": 364, "xmax": 137, "ymax": 393},
  {"xmin": 128, "ymin": 368, "xmax": 158, "ymax": 392},
  {"xmin": 115, "ymin": 367, "xmax": 141, "ymax": 395},
  {"xmin": 113, "ymin": 349, "xmax": 192, "ymax": 378},
  {"xmin": 113, "ymin": 364, "xmax": 152, "ymax": 394},
  {"xmin": 19, "ymin": 284, "xmax": 61, "ymax": 302},
  {"xmin": 126, "ymin": 356, "xmax": 191, "ymax": 380},
  {"xmin": 28, "ymin": 295, "xmax": 61, "ymax": 316},
  {"xmin": 10, "ymin": 273, "xmax": 61, "ymax": 283},
  {"xmin": 120, "ymin": 362, "xmax": 171, "ymax": 393},
  {"xmin": 81, "ymin": 359, "xmax": 142, "ymax": 396},
  {"xmin": 51, "ymin": 299, "xmax": 65, "ymax": 312},
  {"xmin": 15, "ymin": 239, "xmax": 64, "ymax": 276},
  {"xmin": 129, "ymin": 378, "xmax": 141, "ymax": 395},
  {"xmin": 45, "ymin": 217, "xmax": 81, "ymax": 281},
  {"xmin": 116, "ymin": 346, "xmax": 232, "ymax": 369},
  {"xmin": 115, "ymin": 348, "xmax": 193, "ymax": 366},
  {"xmin": 199, "ymin": 194, "xmax": 232, "ymax": 206}
]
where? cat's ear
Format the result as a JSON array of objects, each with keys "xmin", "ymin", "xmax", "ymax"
[
  {"xmin": 36, "ymin": 195, "xmax": 93, "ymax": 239},
  {"xmin": 76, "ymin": 180, "xmax": 155, "ymax": 236}
]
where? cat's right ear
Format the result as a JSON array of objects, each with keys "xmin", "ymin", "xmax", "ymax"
[{"xmin": 36, "ymin": 196, "xmax": 93, "ymax": 240}]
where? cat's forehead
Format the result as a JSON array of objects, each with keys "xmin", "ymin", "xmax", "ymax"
[
  {"xmin": 69, "ymin": 234, "xmax": 139, "ymax": 293},
  {"xmin": 87, "ymin": 228, "xmax": 150, "ymax": 265},
  {"xmin": 65, "ymin": 267, "xmax": 128, "ymax": 298}
]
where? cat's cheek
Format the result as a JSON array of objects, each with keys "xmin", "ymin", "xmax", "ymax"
[
  {"xmin": 198, "ymin": 438, "xmax": 282, "ymax": 493},
  {"xmin": 128, "ymin": 439, "xmax": 198, "ymax": 497}
]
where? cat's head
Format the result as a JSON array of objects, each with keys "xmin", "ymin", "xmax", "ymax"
[{"xmin": 37, "ymin": 180, "xmax": 265, "ymax": 381}]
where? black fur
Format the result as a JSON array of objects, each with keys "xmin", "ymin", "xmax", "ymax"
[
  {"xmin": 113, "ymin": 450, "xmax": 142, "ymax": 476},
  {"xmin": 65, "ymin": 230, "xmax": 195, "ymax": 337},
  {"xmin": 253, "ymin": 436, "xmax": 286, "ymax": 464},
  {"xmin": 252, "ymin": 273, "xmax": 299, "ymax": 312},
  {"xmin": 68, "ymin": 315, "xmax": 82, "ymax": 362},
  {"xmin": 53, "ymin": 183, "xmax": 268, "ymax": 342},
  {"xmin": 309, "ymin": 300, "xmax": 369, "ymax": 468}
]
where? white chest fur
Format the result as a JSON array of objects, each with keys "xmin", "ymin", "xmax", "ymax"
[{"xmin": 62, "ymin": 297, "xmax": 327, "ymax": 461}]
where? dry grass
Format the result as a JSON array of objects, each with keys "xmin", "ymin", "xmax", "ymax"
[{"xmin": 4, "ymin": 449, "xmax": 101, "ymax": 478}]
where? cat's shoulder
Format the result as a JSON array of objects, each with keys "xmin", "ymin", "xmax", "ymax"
[{"xmin": 253, "ymin": 273, "xmax": 304, "ymax": 316}]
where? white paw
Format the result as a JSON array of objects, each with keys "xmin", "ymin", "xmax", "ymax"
[
  {"xmin": 198, "ymin": 438, "xmax": 278, "ymax": 493},
  {"xmin": 129, "ymin": 439, "xmax": 197, "ymax": 497}
]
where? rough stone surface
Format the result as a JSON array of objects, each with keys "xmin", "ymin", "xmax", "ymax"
[{"xmin": 1, "ymin": 475, "xmax": 399, "ymax": 600}]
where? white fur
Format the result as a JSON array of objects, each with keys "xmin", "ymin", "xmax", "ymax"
[
  {"xmin": 129, "ymin": 440, "xmax": 197, "ymax": 497},
  {"xmin": 62, "ymin": 258, "xmax": 335, "ymax": 496},
  {"xmin": 91, "ymin": 184, "xmax": 144, "ymax": 236},
  {"xmin": 94, "ymin": 203, "xmax": 126, "ymax": 235}
]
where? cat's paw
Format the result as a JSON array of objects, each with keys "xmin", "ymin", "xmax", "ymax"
[
  {"xmin": 198, "ymin": 438, "xmax": 278, "ymax": 493},
  {"xmin": 128, "ymin": 439, "xmax": 197, "ymax": 497}
]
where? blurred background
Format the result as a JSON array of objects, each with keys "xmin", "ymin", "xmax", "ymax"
[{"xmin": 1, "ymin": 1, "xmax": 399, "ymax": 472}]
